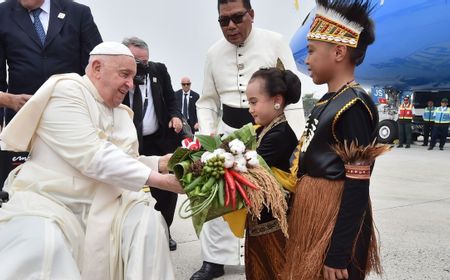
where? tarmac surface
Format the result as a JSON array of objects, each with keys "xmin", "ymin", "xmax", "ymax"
[{"xmin": 170, "ymin": 142, "xmax": 450, "ymax": 280}]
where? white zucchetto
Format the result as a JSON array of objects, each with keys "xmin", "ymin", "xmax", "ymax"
[{"xmin": 89, "ymin": 42, "xmax": 134, "ymax": 57}]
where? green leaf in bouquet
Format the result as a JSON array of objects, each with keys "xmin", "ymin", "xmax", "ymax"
[
  {"xmin": 168, "ymin": 147, "xmax": 193, "ymax": 171},
  {"xmin": 191, "ymin": 205, "xmax": 209, "ymax": 237},
  {"xmin": 203, "ymin": 202, "xmax": 244, "ymax": 223},
  {"xmin": 223, "ymin": 123, "xmax": 257, "ymax": 150},
  {"xmin": 179, "ymin": 177, "xmax": 246, "ymax": 237},
  {"xmin": 213, "ymin": 134, "xmax": 222, "ymax": 148},
  {"xmin": 189, "ymin": 151, "xmax": 205, "ymax": 161},
  {"xmin": 182, "ymin": 172, "xmax": 194, "ymax": 185},
  {"xmin": 179, "ymin": 182, "xmax": 219, "ymax": 236},
  {"xmin": 195, "ymin": 135, "xmax": 219, "ymax": 152}
]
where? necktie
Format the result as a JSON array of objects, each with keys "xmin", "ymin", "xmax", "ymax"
[
  {"xmin": 132, "ymin": 86, "xmax": 143, "ymax": 128},
  {"xmin": 131, "ymin": 87, "xmax": 143, "ymax": 150},
  {"xmin": 183, "ymin": 93, "xmax": 188, "ymax": 119},
  {"xmin": 31, "ymin": 8, "xmax": 46, "ymax": 46}
]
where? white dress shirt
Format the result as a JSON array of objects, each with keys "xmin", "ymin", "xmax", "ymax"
[
  {"xmin": 29, "ymin": 0, "xmax": 50, "ymax": 34},
  {"xmin": 130, "ymin": 76, "xmax": 159, "ymax": 136}
]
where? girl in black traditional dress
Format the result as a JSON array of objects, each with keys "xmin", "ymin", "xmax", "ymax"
[{"xmin": 244, "ymin": 67, "xmax": 301, "ymax": 280}]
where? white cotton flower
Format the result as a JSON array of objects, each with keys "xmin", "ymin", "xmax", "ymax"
[
  {"xmin": 234, "ymin": 154, "xmax": 247, "ymax": 165},
  {"xmin": 247, "ymin": 157, "xmax": 259, "ymax": 167},
  {"xmin": 231, "ymin": 153, "xmax": 247, "ymax": 172},
  {"xmin": 201, "ymin": 151, "xmax": 214, "ymax": 163},
  {"xmin": 233, "ymin": 155, "xmax": 247, "ymax": 172},
  {"xmin": 244, "ymin": 150, "xmax": 257, "ymax": 161},
  {"xmin": 223, "ymin": 152, "xmax": 235, "ymax": 168},
  {"xmin": 245, "ymin": 150, "xmax": 259, "ymax": 167},
  {"xmin": 229, "ymin": 139, "xmax": 246, "ymax": 155},
  {"xmin": 213, "ymin": 148, "xmax": 226, "ymax": 156},
  {"xmin": 234, "ymin": 161, "xmax": 248, "ymax": 173}
]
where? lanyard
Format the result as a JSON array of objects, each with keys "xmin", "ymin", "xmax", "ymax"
[{"xmin": 142, "ymin": 77, "xmax": 149, "ymax": 118}]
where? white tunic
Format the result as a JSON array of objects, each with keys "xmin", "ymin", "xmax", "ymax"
[
  {"xmin": 0, "ymin": 74, "xmax": 174, "ymax": 279},
  {"xmin": 196, "ymin": 28, "xmax": 306, "ymax": 265},
  {"xmin": 197, "ymin": 27, "xmax": 305, "ymax": 137}
]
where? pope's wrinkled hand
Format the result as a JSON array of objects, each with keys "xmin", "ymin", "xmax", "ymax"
[
  {"xmin": 158, "ymin": 153, "xmax": 172, "ymax": 174},
  {"xmin": 146, "ymin": 172, "xmax": 184, "ymax": 194},
  {"xmin": 163, "ymin": 174, "xmax": 184, "ymax": 194}
]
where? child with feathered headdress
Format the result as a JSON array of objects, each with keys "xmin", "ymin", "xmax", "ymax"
[{"xmin": 284, "ymin": 1, "xmax": 389, "ymax": 279}]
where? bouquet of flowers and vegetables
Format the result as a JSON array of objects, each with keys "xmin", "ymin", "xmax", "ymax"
[{"xmin": 168, "ymin": 124, "xmax": 288, "ymax": 237}]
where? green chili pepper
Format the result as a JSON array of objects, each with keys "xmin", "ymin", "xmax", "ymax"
[
  {"xmin": 184, "ymin": 176, "xmax": 203, "ymax": 192},
  {"xmin": 201, "ymin": 177, "xmax": 216, "ymax": 193},
  {"xmin": 217, "ymin": 179, "xmax": 225, "ymax": 207},
  {"xmin": 184, "ymin": 173, "xmax": 193, "ymax": 184}
]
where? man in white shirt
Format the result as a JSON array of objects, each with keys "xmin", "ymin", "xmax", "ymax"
[
  {"xmin": 193, "ymin": 0, "xmax": 305, "ymax": 279},
  {"xmin": 122, "ymin": 37, "xmax": 184, "ymax": 251},
  {"xmin": 0, "ymin": 42, "xmax": 183, "ymax": 279}
]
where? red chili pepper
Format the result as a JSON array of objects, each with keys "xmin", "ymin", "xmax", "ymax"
[
  {"xmin": 224, "ymin": 169, "xmax": 236, "ymax": 209},
  {"xmin": 231, "ymin": 185, "xmax": 236, "ymax": 209},
  {"xmin": 235, "ymin": 180, "xmax": 251, "ymax": 206},
  {"xmin": 224, "ymin": 178, "xmax": 230, "ymax": 207},
  {"xmin": 228, "ymin": 170, "xmax": 259, "ymax": 190}
]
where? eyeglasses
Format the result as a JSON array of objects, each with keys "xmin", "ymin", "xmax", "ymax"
[
  {"xmin": 218, "ymin": 10, "xmax": 249, "ymax": 27},
  {"xmin": 182, "ymin": 83, "xmax": 191, "ymax": 86}
]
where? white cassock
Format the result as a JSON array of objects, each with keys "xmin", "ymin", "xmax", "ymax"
[
  {"xmin": 0, "ymin": 74, "xmax": 174, "ymax": 280},
  {"xmin": 196, "ymin": 28, "xmax": 306, "ymax": 265}
]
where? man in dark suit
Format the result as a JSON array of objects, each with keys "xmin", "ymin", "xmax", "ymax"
[
  {"xmin": 122, "ymin": 37, "xmax": 183, "ymax": 251},
  {"xmin": 0, "ymin": 0, "xmax": 102, "ymax": 123},
  {"xmin": 175, "ymin": 77, "xmax": 200, "ymax": 133},
  {"xmin": 0, "ymin": 0, "xmax": 102, "ymax": 200}
]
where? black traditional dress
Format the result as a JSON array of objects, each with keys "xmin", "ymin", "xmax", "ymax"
[
  {"xmin": 245, "ymin": 115, "xmax": 297, "ymax": 280},
  {"xmin": 283, "ymin": 84, "xmax": 381, "ymax": 280}
]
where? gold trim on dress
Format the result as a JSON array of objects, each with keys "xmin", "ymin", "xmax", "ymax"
[
  {"xmin": 332, "ymin": 98, "xmax": 359, "ymax": 143},
  {"xmin": 332, "ymin": 97, "xmax": 375, "ymax": 144}
]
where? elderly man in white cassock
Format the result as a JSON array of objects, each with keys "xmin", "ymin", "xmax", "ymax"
[{"xmin": 0, "ymin": 42, "xmax": 183, "ymax": 280}]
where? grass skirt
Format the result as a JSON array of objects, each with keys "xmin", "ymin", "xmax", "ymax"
[
  {"xmin": 245, "ymin": 225, "xmax": 286, "ymax": 280},
  {"xmin": 282, "ymin": 175, "xmax": 380, "ymax": 280}
]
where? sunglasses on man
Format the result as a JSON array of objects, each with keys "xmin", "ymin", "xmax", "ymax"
[
  {"xmin": 218, "ymin": 10, "xmax": 249, "ymax": 27},
  {"xmin": 182, "ymin": 83, "xmax": 191, "ymax": 86}
]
